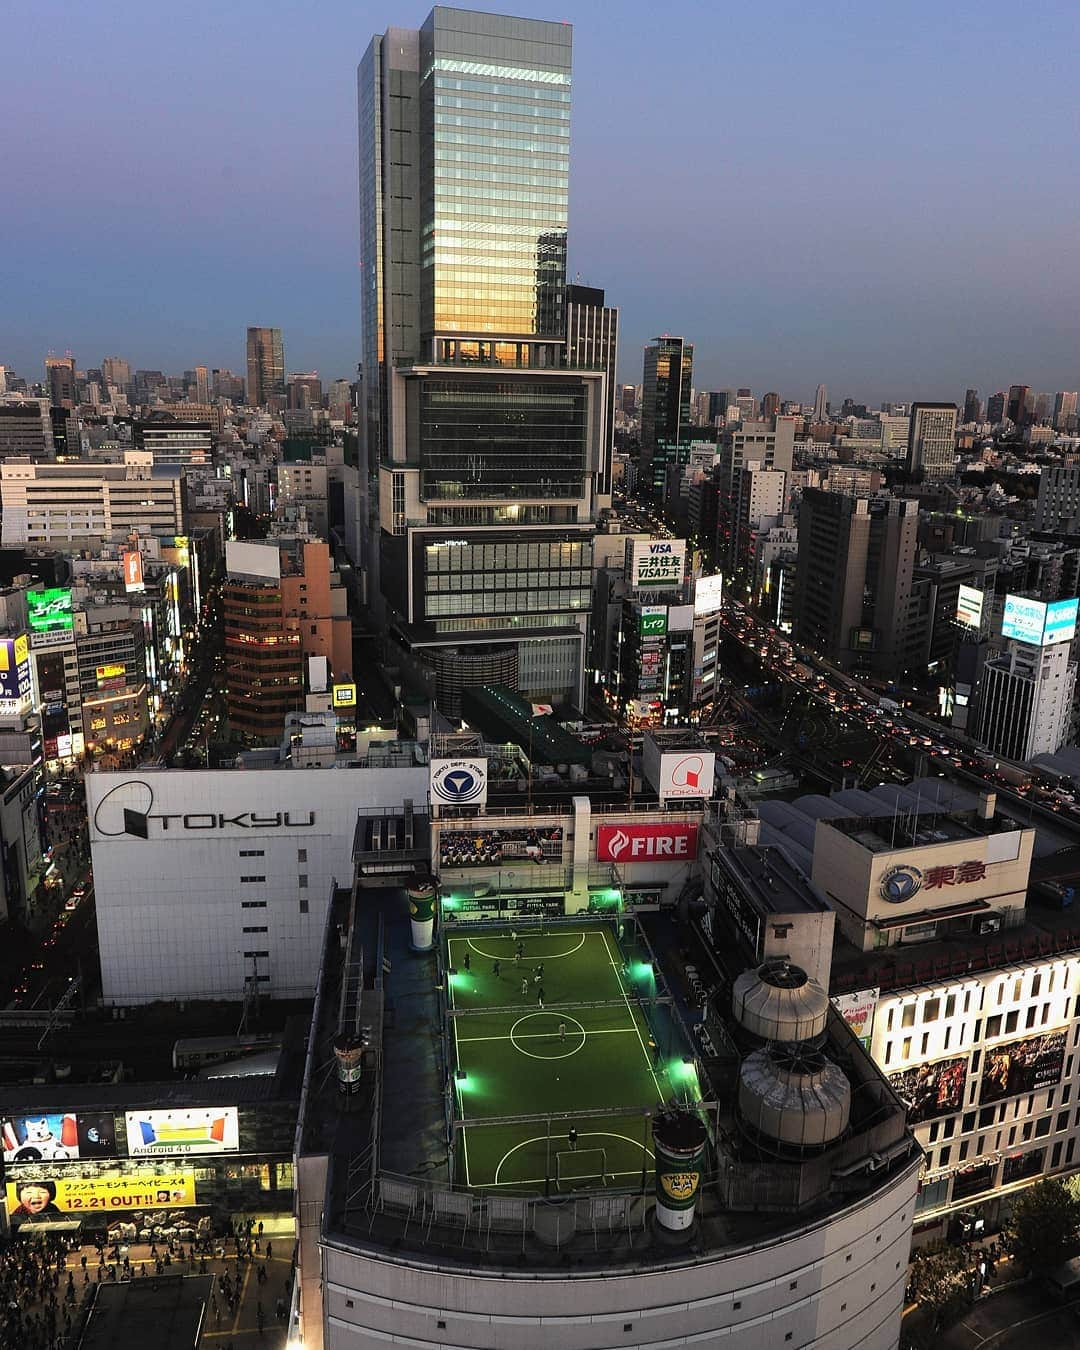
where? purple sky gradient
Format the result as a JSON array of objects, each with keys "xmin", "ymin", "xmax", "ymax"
[{"xmin": 3, "ymin": 0, "xmax": 1079, "ymax": 404}]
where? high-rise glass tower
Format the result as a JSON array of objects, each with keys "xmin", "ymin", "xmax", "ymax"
[
  {"xmin": 246, "ymin": 327, "xmax": 285, "ymax": 407},
  {"xmin": 640, "ymin": 336, "xmax": 693, "ymax": 497},
  {"xmin": 359, "ymin": 7, "xmax": 612, "ymax": 714}
]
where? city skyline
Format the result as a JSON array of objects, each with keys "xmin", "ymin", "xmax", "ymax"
[{"xmin": 3, "ymin": 0, "xmax": 1080, "ymax": 400}]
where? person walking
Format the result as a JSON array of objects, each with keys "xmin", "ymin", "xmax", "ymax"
[
  {"xmin": 559, "ymin": 1022, "xmax": 567, "ymax": 1043},
  {"xmin": 463, "ymin": 950, "xmax": 471, "ymax": 974},
  {"xmin": 537, "ymin": 984, "xmax": 545, "ymax": 1008},
  {"xmin": 568, "ymin": 1126, "xmax": 578, "ymax": 1151},
  {"xmin": 520, "ymin": 977, "xmax": 529, "ymax": 998},
  {"xmin": 492, "ymin": 959, "xmax": 501, "ymax": 978}
]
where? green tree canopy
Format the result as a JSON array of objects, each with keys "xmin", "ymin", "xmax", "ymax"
[{"xmin": 1005, "ymin": 1177, "xmax": 1080, "ymax": 1272}]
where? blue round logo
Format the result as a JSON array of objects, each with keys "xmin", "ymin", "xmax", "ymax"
[
  {"xmin": 880, "ymin": 864, "xmax": 924, "ymax": 904},
  {"xmin": 432, "ymin": 762, "xmax": 486, "ymax": 805}
]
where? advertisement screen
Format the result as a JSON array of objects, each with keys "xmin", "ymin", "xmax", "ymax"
[
  {"xmin": 639, "ymin": 606, "xmax": 667, "ymax": 636},
  {"xmin": 832, "ymin": 989, "xmax": 879, "ymax": 1050},
  {"xmin": 124, "ymin": 1108, "xmax": 239, "ymax": 1156},
  {"xmin": 888, "ymin": 1055, "xmax": 968, "ymax": 1123},
  {"xmin": 27, "ymin": 588, "xmax": 73, "ymax": 634},
  {"xmin": 122, "ymin": 550, "xmax": 145, "ymax": 593},
  {"xmin": 955, "ymin": 585, "xmax": 984, "ymax": 629},
  {"xmin": 1002, "ymin": 594, "xmax": 1047, "ymax": 644},
  {"xmin": 631, "ymin": 539, "xmax": 687, "ymax": 590},
  {"xmin": 6, "ymin": 1169, "xmax": 195, "ymax": 1229},
  {"xmin": 439, "ymin": 825, "xmax": 563, "ymax": 869},
  {"xmin": 1045, "ymin": 598, "xmax": 1079, "ymax": 646},
  {"xmin": 694, "ymin": 573, "xmax": 724, "ymax": 617},
  {"xmin": 0, "ymin": 636, "xmax": 33, "ymax": 700},
  {"xmin": 3, "ymin": 1113, "xmax": 117, "ymax": 1163},
  {"xmin": 596, "ymin": 822, "xmax": 699, "ymax": 863},
  {"xmin": 979, "ymin": 1029, "xmax": 1066, "ymax": 1105},
  {"xmin": 332, "ymin": 682, "xmax": 357, "ymax": 708}
]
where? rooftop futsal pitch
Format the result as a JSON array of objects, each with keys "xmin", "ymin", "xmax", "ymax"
[{"xmin": 446, "ymin": 924, "xmax": 686, "ymax": 1192}]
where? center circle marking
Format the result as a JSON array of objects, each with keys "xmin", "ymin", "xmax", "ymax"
[
  {"xmin": 509, "ymin": 1012, "xmax": 586, "ymax": 1060},
  {"xmin": 465, "ymin": 933, "xmax": 586, "ymax": 962}
]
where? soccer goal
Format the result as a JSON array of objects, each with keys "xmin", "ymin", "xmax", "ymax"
[{"xmin": 554, "ymin": 1147, "xmax": 608, "ymax": 1188}]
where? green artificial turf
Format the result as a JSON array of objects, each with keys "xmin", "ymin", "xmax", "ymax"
[{"xmin": 446, "ymin": 926, "xmax": 675, "ymax": 1191}]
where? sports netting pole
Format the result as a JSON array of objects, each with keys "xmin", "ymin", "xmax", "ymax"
[
  {"xmin": 640, "ymin": 1111, "xmax": 650, "ymax": 1194},
  {"xmin": 545, "ymin": 1115, "xmax": 552, "ymax": 1197}
]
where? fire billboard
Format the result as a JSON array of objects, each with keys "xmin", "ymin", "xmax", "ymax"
[
  {"xmin": 888, "ymin": 1055, "xmax": 968, "ymax": 1123},
  {"xmin": 3, "ymin": 1112, "xmax": 118, "ymax": 1163},
  {"xmin": 6, "ymin": 1169, "xmax": 195, "ymax": 1228},
  {"xmin": 122, "ymin": 550, "xmax": 145, "ymax": 593},
  {"xmin": 596, "ymin": 822, "xmax": 699, "ymax": 863},
  {"xmin": 979, "ymin": 1029, "xmax": 1067, "ymax": 1106},
  {"xmin": 125, "ymin": 1107, "xmax": 239, "ymax": 1156}
]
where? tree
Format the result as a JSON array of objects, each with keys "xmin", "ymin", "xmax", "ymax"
[
  {"xmin": 1004, "ymin": 1177, "xmax": 1080, "ymax": 1272},
  {"xmin": 908, "ymin": 1242, "xmax": 973, "ymax": 1327}
]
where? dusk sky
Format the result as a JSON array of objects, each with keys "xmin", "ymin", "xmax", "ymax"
[{"xmin": 4, "ymin": 0, "xmax": 1080, "ymax": 404}]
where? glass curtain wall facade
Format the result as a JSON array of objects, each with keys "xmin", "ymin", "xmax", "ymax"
[{"xmin": 360, "ymin": 8, "xmax": 603, "ymax": 712}]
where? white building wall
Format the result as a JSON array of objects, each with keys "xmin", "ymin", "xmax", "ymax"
[
  {"xmin": 317, "ymin": 1156, "xmax": 919, "ymax": 1350},
  {"xmin": 871, "ymin": 955, "xmax": 1080, "ymax": 1229},
  {"xmin": 87, "ymin": 765, "xmax": 428, "ymax": 1004}
]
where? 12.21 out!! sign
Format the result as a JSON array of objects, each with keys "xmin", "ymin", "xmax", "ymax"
[
  {"xmin": 631, "ymin": 539, "xmax": 687, "ymax": 589},
  {"xmin": 596, "ymin": 822, "xmax": 699, "ymax": 863}
]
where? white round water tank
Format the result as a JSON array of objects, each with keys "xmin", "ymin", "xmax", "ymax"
[
  {"xmin": 738, "ymin": 1045, "xmax": 851, "ymax": 1149},
  {"xmin": 731, "ymin": 960, "xmax": 830, "ymax": 1044}
]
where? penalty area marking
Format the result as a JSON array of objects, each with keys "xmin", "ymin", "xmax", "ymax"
[
  {"xmin": 492, "ymin": 1130, "xmax": 656, "ymax": 1187},
  {"xmin": 509, "ymin": 1012, "xmax": 586, "ymax": 1060},
  {"xmin": 463, "ymin": 933, "xmax": 588, "ymax": 962}
]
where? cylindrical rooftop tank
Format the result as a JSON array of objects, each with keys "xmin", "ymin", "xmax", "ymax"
[
  {"xmin": 738, "ymin": 1045, "xmax": 851, "ymax": 1150},
  {"xmin": 731, "ymin": 960, "xmax": 830, "ymax": 1044}
]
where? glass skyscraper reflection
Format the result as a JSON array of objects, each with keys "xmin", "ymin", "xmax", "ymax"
[{"xmin": 359, "ymin": 7, "xmax": 613, "ymax": 714}]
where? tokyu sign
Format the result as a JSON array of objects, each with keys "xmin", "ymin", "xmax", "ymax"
[
  {"xmin": 596, "ymin": 822, "xmax": 699, "ymax": 863},
  {"xmin": 632, "ymin": 539, "xmax": 687, "ymax": 590}
]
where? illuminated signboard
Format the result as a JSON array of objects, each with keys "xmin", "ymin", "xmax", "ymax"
[
  {"xmin": 3, "ymin": 1113, "xmax": 117, "ymax": 1163},
  {"xmin": 694, "ymin": 573, "xmax": 723, "ymax": 617},
  {"xmin": 831, "ymin": 989, "xmax": 879, "ymax": 1050},
  {"xmin": 1045, "ymin": 597, "xmax": 1079, "ymax": 645},
  {"xmin": 96, "ymin": 664, "xmax": 127, "ymax": 682},
  {"xmin": 978, "ymin": 1029, "xmax": 1066, "ymax": 1106},
  {"xmin": 27, "ymin": 588, "xmax": 73, "ymax": 634},
  {"xmin": 630, "ymin": 539, "xmax": 687, "ymax": 590},
  {"xmin": 596, "ymin": 822, "xmax": 699, "ymax": 863},
  {"xmin": 1001, "ymin": 594, "xmax": 1079, "ymax": 646},
  {"xmin": 0, "ymin": 636, "xmax": 32, "ymax": 701},
  {"xmin": 125, "ymin": 1108, "xmax": 239, "ymax": 1157},
  {"xmin": 122, "ymin": 550, "xmax": 145, "ymax": 593},
  {"xmin": 439, "ymin": 825, "xmax": 563, "ymax": 868},
  {"xmin": 639, "ymin": 606, "xmax": 667, "ymax": 636},
  {"xmin": 1002, "ymin": 594, "xmax": 1047, "ymax": 644},
  {"xmin": 6, "ymin": 1169, "xmax": 195, "ymax": 1229},
  {"xmin": 955, "ymin": 584, "xmax": 984, "ymax": 629},
  {"xmin": 332, "ymin": 683, "xmax": 357, "ymax": 708}
]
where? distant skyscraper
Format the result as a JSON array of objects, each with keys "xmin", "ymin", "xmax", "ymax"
[
  {"xmin": 986, "ymin": 391, "xmax": 1007, "ymax": 424},
  {"xmin": 287, "ymin": 372, "xmax": 323, "ymax": 410},
  {"xmin": 1033, "ymin": 391, "xmax": 1054, "ymax": 425},
  {"xmin": 907, "ymin": 402, "xmax": 958, "ymax": 479},
  {"xmin": 813, "ymin": 383, "xmax": 828, "ymax": 422},
  {"xmin": 246, "ymin": 328, "xmax": 285, "ymax": 407},
  {"xmin": 761, "ymin": 391, "xmax": 780, "ymax": 421},
  {"xmin": 194, "ymin": 365, "xmax": 210, "ymax": 405},
  {"xmin": 45, "ymin": 355, "xmax": 76, "ymax": 409},
  {"xmin": 641, "ymin": 336, "xmax": 693, "ymax": 496},
  {"xmin": 359, "ymin": 7, "xmax": 606, "ymax": 713},
  {"xmin": 963, "ymin": 388, "xmax": 981, "ymax": 424},
  {"xmin": 1007, "ymin": 384, "xmax": 1031, "ymax": 426},
  {"xmin": 1054, "ymin": 391, "xmax": 1078, "ymax": 429},
  {"xmin": 101, "ymin": 356, "xmax": 130, "ymax": 391}
]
